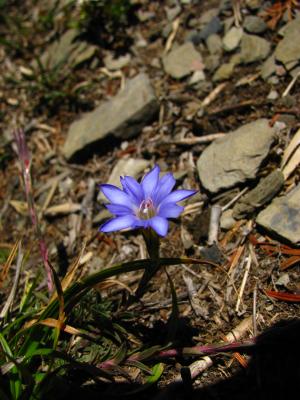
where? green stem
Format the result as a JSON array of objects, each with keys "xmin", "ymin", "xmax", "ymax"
[{"xmin": 134, "ymin": 229, "xmax": 160, "ymax": 299}]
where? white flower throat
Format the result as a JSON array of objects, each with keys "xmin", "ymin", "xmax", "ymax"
[{"xmin": 138, "ymin": 198, "xmax": 156, "ymax": 220}]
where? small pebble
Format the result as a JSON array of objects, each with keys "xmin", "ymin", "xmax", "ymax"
[{"xmin": 267, "ymin": 90, "xmax": 279, "ymax": 100}]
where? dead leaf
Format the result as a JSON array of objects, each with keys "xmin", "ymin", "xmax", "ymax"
[
  {"xmin": 44, "ymin": 203, "xmax": 81, "ymax": 216},
  {"xmin": 264, "ymin": 289, "xmax": 300, "ymax": 302}
]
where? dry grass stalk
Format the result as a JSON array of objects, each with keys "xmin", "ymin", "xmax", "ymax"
[
  {"xmin": 235, "ymin": 251, "xmax": 252, "ymax": 313},
  {"xmin": 0, "ymin": 241, "xmax": 23, "ymax": 318},
  {"xmin": 201, "ymin": 82, "xmax": 227, "ymax": 108},
  {"xmin": 182, "ymin": 273, "xmax": 208, "ymax": 319},
  {"xmin": 165, "ymin": 17, "xmax": 180, "ymax": 53}
]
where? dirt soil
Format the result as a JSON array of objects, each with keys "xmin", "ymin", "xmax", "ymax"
[{"xmin": 0, "ymin": 1, "xmax": 300, "ymax": 399}]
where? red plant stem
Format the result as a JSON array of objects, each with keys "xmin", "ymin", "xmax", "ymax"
[
  {"xmin": 13, "ymin": 128, "xmax": 53, "ymax": 293},
  {"xmin": 97, "ymin": 338, "xmax": 256, "ymax": 371}
]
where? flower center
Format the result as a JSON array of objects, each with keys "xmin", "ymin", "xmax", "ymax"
[{"xmin": 138, "ymin": 198, "xmax": 156, "ymax": 220}]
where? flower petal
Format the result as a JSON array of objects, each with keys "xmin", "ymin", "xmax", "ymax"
[
  {"xmin": 149, "ymin": 216, "xmax": 169, "ymax": 237},
  {"xmin": 100, "ymin": 184, "xmax": 133, "ymax": 208},
  {"xmin": 121, "ymin": 176, "xmax": 143, "ymax": 205},
  {"xmin": 160, "ymin": 189, "xmax": 197, "ymax": 207},
  {"xmin": 153, "ymin": 173, "xmax": 176, "ymax": 206},
  {"xmin": 106, "ymin": 203, "xmax": 134, "ymax": 216},
  {"xmin": 158, "ymin": 203, "xmax": 184, "ymax": 218},
  {"xmin": 141, "ymin": 165, "xmax": 160, "ymax": 198},
  {"xmin": 100, "ymin": 215, "xmax": 137, "ymax": 233}
]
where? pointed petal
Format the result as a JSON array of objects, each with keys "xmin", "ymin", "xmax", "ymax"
[
  {"xmin": 160, "ymin": 189, "xmax": 197, "ymax": 207},
  {"xmin": 100, "ymin": 184, "xmax": 134, "ymax": 208},
  {"xmin": 153, "ymin": 173, "xmax": 176, "ymax": 206},
  {"xmin": 121, "ymin": 176, "xmax": 143, "ymax": 205},
  {"xmin": 149, "ymin": 216, "xmax": 169, "ymax": 237},
  {"xmin": 141, "ymin": 165, "xmax": 160, "ymax": 198},
  {"xmin": 158, "ymin": 203, "xmax": 184, "ymax": 218},
  {"xmin": 100, "ymin": 215, "xmax": 137, "ymax": 233},
  {"xmin": 106, "ymin": 203, "xmax": 134, "ymax": 216}
]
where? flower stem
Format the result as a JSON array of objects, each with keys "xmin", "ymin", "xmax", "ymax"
[{"xmin": 134, "ymin": 229, "xmax": 160, "ymax": 298}]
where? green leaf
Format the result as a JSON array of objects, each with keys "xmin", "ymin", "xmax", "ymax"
[
  {"xmin": 146, "ymin": 363, "xmax": 164, "ymax": 384},
  {"xmin": 0, "ymin": 332, "xmax": 21, "ymax": 399},
  {"xmin": 165, "ymin": 268, "xmax": 179, "ymax": 343}
]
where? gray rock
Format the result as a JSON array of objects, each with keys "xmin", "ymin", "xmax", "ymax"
[
  {"xmin": 256, "ymin": 184, "xmax": 300, "ymax": 244},
  {"xmin": 245, "ymin": 0, "xmax": 262, "ymax": 10},
  {"xmin": 275, "ymin": 16, "xmax": 300, "ymax": 70},
  {"xmin": 267, "ymin": 90, "xmax": 279, "ymax": 100},
  {"xmin": 63, "ymin": 73, "xmax": 158, "ymax": 159},
  {"xmin": 162, "ymin": 42, "xmax": 203, "ymax": 79},
  {"xmin": 212, "ymin": 62, "xmax": 235, "ymax": 81},
  {"xmin": 243, "ymin": 15, "xmax": 267, "ymax": 33},
  {"xmin": 275, "ymin": 273, "xmax": 290, "ymax": 287},
  {"xmin": 98, "ymin": 158, "xmax": 150, "ymax": 201},
  {"xmin": 198, "ymin": 16, "xmax": 222, "ymax": 41},
  {"xmin": 106, "ymin": 158, "xmax": 150, "ymax": 188},
  {"xmin": 198, "ymin": 8, "xmax": 220, "ymax": 26},
  {"xmin": 188, "ymin": 70, "xmax": 206, "ymax": 85},
  {"xmin": 220, "ymin": 209, "xmax": 236, "ymax": 230},
  {"xmin": 188, "ymin": 16, "xmax": 222, "ymax": 45},
  {"xmin": 240, "ymin": 33, "xmax": 271, "ymax": 64},
  {"xmin": 205, "ymin": 54, "xmax": 221, "ymax": 72},
  {"xmin": 197, "ymin": 119, "xmax": 276, "ymax": 193},
  {"xmin": 206, "ymin": 34, "xmax": 223, "ymax": 55},
  {"xmin": 165, "ymin": 4, "xmax": 181, "ymax": 21},
  {"xmin": 260, "ymin": 54, "xmax": 276, "ymax": 80},
  {"xmin": 223, "ymin": 27, "xmax": 243, "ymax": 52},
  {"xmin": 137, "ymin": 9, "xmax": 155, "ymax": 22}
]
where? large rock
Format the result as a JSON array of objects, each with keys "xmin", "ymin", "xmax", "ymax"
[
  {"xmin": 240, "ymin": 34, "xmax": 271, "ymax": 64},
  {"xmin": 197, "ymin": 119, "xmax": 276, "ymax": 193},
  {"xmin": 162, "ymin": 42, "xmax": 203, "ymax": 79},
  {"xmin": 275, "ymin": 16, "xmax": 300, "ymax": 70},
  {"xmin": 63, "ymin": 73, "xmax": 159, "ymax": 159},
  {"xmin": 256, "ymin": 184, "xmax": 300, "ymax": 244}
]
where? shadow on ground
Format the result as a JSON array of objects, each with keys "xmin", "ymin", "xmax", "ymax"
[{"xmin": 44, "ymin": 318, "xmax": 300, "ymax": 400}]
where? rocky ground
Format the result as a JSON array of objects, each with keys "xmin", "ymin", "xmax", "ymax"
[{"xmin": 1, "ymin": 0, "xmax": 300, "ymax": 399}]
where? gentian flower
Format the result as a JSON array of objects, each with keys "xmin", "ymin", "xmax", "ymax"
[{"xmin": 99, "ymin": 165, "xmax": 196, "ymax": 237}]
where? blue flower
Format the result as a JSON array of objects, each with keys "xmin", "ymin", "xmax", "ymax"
[{"xmin": 99, "ymin": 165, "xmax": 197, "ymax": 237}]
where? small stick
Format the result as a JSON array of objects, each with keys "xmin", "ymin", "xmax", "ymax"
[
  {"xmin": 165, "ymin": 17, "xmax": 180, "ymax": 53},
  {"xmin": 282, "ymin": 70, "xmax": 300, "ymax": 97},
  {"xmin": 232, "ymin": 0, "xmax": 242, "ymax": 27},
  {"xmin": 252, "ymin": 281, "xmax": 258, "ymax": 337},
  {"xmin": 172, "ymin": 133, "xmax": 225, "ymax": 146},
  {"xmin": 183, "ymin": 273, "xmax": 208, "ymax": 319},
  {"xmin": 201, "ymin": 82, "xmax": 227, "ymax": 108},
  {"xmin": 181, "ymin": 201, "xmax": 204, "ymax": 216},
  {"xmin": 222, "ymin": 187, "xmax": 248, "ymax": 212},
  {"xmin": 39, "ymin": 179, "xmax": 58, "ymax": 218},
  {"xmin": 81, "ymin": 178, "xmax": 95, "ymax": 231},
  {"xmin": 207, "ymin": 205, "xmax": 222, "ymax": 245},
  {"xmin": 235, "ymin": 252, "xmax": 252, "ymax": 313}
]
